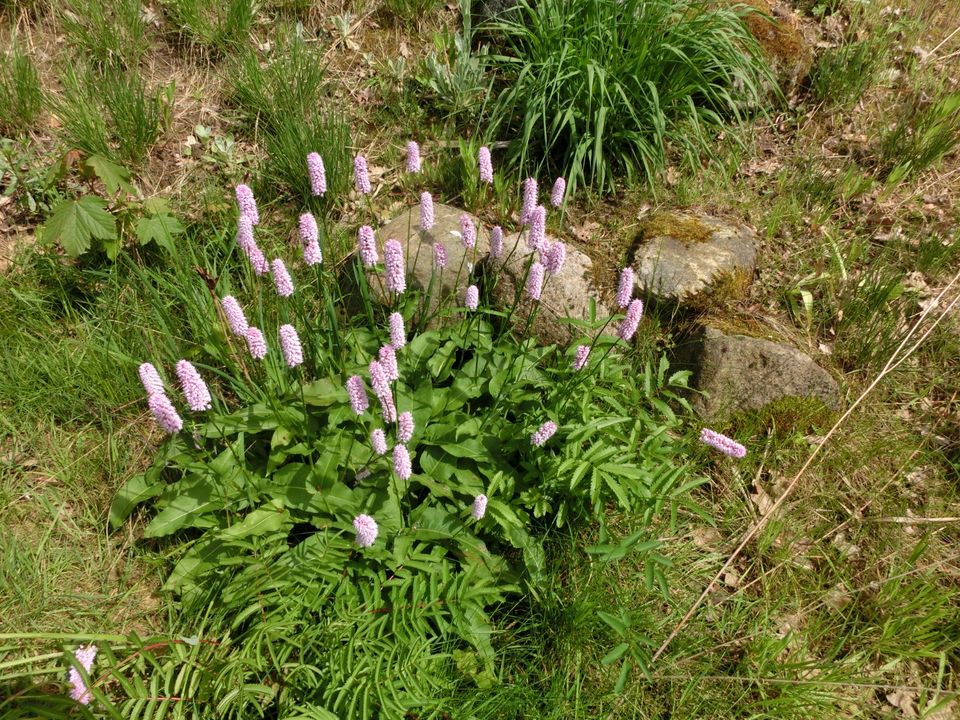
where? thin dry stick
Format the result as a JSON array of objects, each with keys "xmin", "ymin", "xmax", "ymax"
[{"xmin": 650, "ymin": 271, "xmax": 960, "ymax": 665}]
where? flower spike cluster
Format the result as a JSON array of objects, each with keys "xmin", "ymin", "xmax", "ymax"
[
  {"xmin": 176, "ymin": 360, "xmax": 212, "ymax": 411},
  {"xmin": 700, "ymin": 428, "xmax": 747, "ymax": 458},
  {"xmin": 68, "ymin": 644, "xmax": 98, "ymax": 705},
  {"xmin": 307, "ymin": 152, "xmax": 326, "ymax": 196},
  {"xmin": 246, "ymin": 327, "xmax": 268, "ymax": 359},
  {"xmin": 279, "ymin": 325, "xmax": 304, "ymax": 368},
  {"xmin": 531, "ymin": 421, "xmax": 558, "ymax": 447},
  {"xmin": 353, "ymin": 514, "xmax": 378, "ymax": 548},
  {"xmin": 140, "ymin": 362, "xmax": 183, "ymax": 434},
  {"xmin": 420, "ymin": 192, "xmax": 435, "ymax": 231},
  {"xmin": 406, "ymin": 141, "xmax": 421, "ymax": 173},
  {"xmin": 354, "ymin": 155, "xmax": 371, "ymax": 194},
  {"xmin": 479, "ymin": 146, "xmax": 493, "ymax": 184}
]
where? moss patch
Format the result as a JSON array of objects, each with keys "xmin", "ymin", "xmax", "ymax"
[
  {"xmin": 735, "ymin": 0, "xmax": 813, "ymax": 89},
  {"xmin": 640, "ymin": 211, "xmax": 716, "ymax": 246}
]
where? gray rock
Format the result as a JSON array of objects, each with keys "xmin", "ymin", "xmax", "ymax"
[
  {"xmin": 678, "ymin": 325, "xmax": 839, "ymax": 418},
  {"xmin": 486, "ymin": 230, "xmax": 610, "ymax": 345},
  {"xmin": 369, "ymin": 203, "xmax": 489, "ymax": 312},
  {"xmin": 633, "ymin": 212, "xmax": 757, "ymax": 304}
]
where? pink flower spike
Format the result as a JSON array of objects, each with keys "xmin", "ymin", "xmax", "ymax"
[
  {"xmin": 299, "ymin": 212, "xmax": 318, "ymax": 246},
  {"xmin": 433, "ymin": 242, "xmax": 447, "ymax": 269},
  {"xmin": 303, "ymin": 240, "xmax": 322, "ymax": 266},
  {"xmin": 465, "ymin": 284, "xmax": 479, "ymax": 311},
  {"xmin": 528, "ymin": 205, "xmax": 547, "ymax": 252},
  {"xmin": 526, "ymin": 262, "xmax": 545, "ymax": 301},
  {"xmin": 371, "ymin": 428, "xmax": 388, "ymax": 456},
  {"xmin": 545, "ymin": 241, "xmax": 566, "ymax": 274},
  {"xmin": 246, "ymin": 326, "xmax": 268, "ymax": 360},
  {"xmin": 148, "ymin": 392, "xmax": 183, "ymax": 434},
  {"xmin": 236, "ymin": 214, "xmax": 254, "ymax": 252},
  {"xmin": 221, "ymin": 296, "xmax": 248, "ymax": 336},
  {"xmin": 490, "ymin": 226, "xmax": 504, "ymax": 258},
  {"xmin": 471, "ymin": 494, "xmax": 487, "ymax": 520},
  {"xmin": 245, "ymin": 242, "xmax": 270, "ymax": 276},
  {"xmin": 369, "ymin": 359, "xmax": 391, "ymax": 399},
  {"xmin": 459, "ymin": 214, "xmax": 476, "ymax": 250},
  {"xmin": 406, "ymin": 141, "xmax": 421, "ymax": 173},
  {"xmin": 573, "ymin": 344, "xmax": 590, "ymax": 371},
  {"xmin": 420, "ymin": 192, "xmax": 435, "ymax": 230},
  {"xmin": 479, "ymin": 146, "xmax": 493, "ymax": 184},
  {"xmin": 354, "ymin": 155, "xmax": 371, "ymax": 194},
  {"xmin": 271, "ymin": 258, "xmax": 295, "ymax": 297},
  {"xmin": 307, "ymin": 152, "xmax": 327, "ymax": 196},
  {"xmin": 380, "ymin": 391, "xmax": 397, "ymax": 423},
  {"xmin": 531, "ymin": 421, "xmax": 557, "ymax": 447},
  {"xmin": 279, "ymin": 324, "xmax": 304, "ymax": 368},
  {"xmin": 353, "ymin": 514, "xmax": 378, "ymax": 548},
  {"xmin": 617, "ymin": 299, "xmax": 643, "ymax": 342},
  {"xmin": 393, "ymin": 444, "xmax": 412, "ymax": 480},
  {"xmin": 521, "ymin": 178, "xmax": 538, "ymax": 224},
  {"xmin": 358, "ymin": 225, "xmax": 378, "ymax": 267},
  {"xmin": 235, "ymin": 184, "xmax": 259, "ymax": 225},
  {"xmin": 138, "ymin": 362, "xmax": 165, "ymax": 396},
  {"xmin": 384, "ymin": 238, "xmax": 406, "ymax": 294},
  {"xmin": 389, "ymin": 312, "xmax": 406, "ymax": 349},
  {"xmin": 616, "ymin": 267, "xmax": 635, "ymax": 308},
  {"xmin": 176, "ymin": 360, "xmax": 212, "ymax": 412},
  {"xmin": 379, "ymin": 344, "xmax": 399, "ymax": 382},
  {"xmin": 700, "ymin": 428, "xmax": 747, "ymax": 458},
  {"xmin": 346, "ymin": 375, "xmax": 369, "ymax": 415},
  {"xmin": 68, "ymin": 644, "xmax": 98, "ymax": 705},
  {"xmin": 398, "ymin": 411, "xmax": 414, "ymax": 443},
  {"xmin": 550, "ymin": 177, "xmax": 566, "ymax": 207}
]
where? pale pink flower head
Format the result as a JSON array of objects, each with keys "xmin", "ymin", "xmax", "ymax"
[
  {"xmin": 279, "ymin": 324, "xmax": 304, "ymax": 368},
  {"xmin": 572, "ymin": 344, "xmax": 590, "ymax": 371},
  {"xmin": 520, "ymin": 177, "xmax": 538, "ymax": 224},
  {"xmin": 235, "ymin": 184, "xmax": 259, "ymax": 225},
  {"xmin": 471, "ymin": 494, "xmax": 487, "ymax": 520},
  {"xmin": 616, "ymin": 267, "xmax": 634, "ymax": 308},
  {"xmin": 371, "ymin": 428, "xmax": 388, "ymax": 456},
  {"xmin": 346, "ymin": 375, "xmax": 369, "ymax": 415},
  {"xmin": 617, "ymin": 299, "xmax": 643, "ymax": 342},
  {"xmin": 221, "ymin": 296, "xmax": 248, "ymax": 337},
  {"xmin": 478, "ymin": 146, "xmax": 493, "ymax": 184},
  {"xmin": 531, "ymin": 420, "xmax": 557, "ymax": 447},
  {"xmin": 545, "ymin": 241, "xmax": 566, "ymax": 274},
  {"xmin": 175, "ymin": 360, "xmax": 212, "ymax": 411},
  {"xmin": 271, "ymin": 258, "xmax": 295, "ymax": 297},
  {"xmin": 459, "ymin": 214, "xmax": 476, "ymax": 250},
  {"xmin": 393, "ymin": 443, "xmax": 412, "ymax": 480},
  {"xmin": 465, "ymin": 284, "xmax": 479, "ymax": 311},
  {"xmin": 389, "ymin": 312, "xmax": 406, "ymax": 349},
  {"xmin": 369, "ymin": 359, "xmax": 391, "ymax": 399},
  {"xmin": 433, "ymin": 242, "xmax": 447, "ymax": 269},
  {"xmin": 384, "ymin": 239, "xmax": 406, "ymax": 294},
  {"xmin": 354, "ymin": 155, "xmax": 371, "ymax": 194},
  {"xmin": 420, "ymin": 191, "xmax": 435, "ymax": 231},
  {"xmin": 303, "ymin": 240, "xmax": 322, "ymax": 266},
  {"xmin": 138, "ymin": 362, "xmax": 165, "ymax": 396},
  {"xmin": 406, "ymin": 140, "xmax": 421, "ymax": 173},
  {"xmin": 236, "ymin": 214, "xmax": 254, "ymax": 252},
  {"xmin": 358, "ymin": 225, "xmax": 378, "ymax": 267},
  {"xmin": 526, "ymin": 262, "xmax": 545, "ymax": 301},
  {"xmin": 148, "ymin": 391, "xmax": 183, "ymax": 434},
  {"xmin": 398, "ymin": 411, "xmax": 415, "ymax": 443},
  {"xmin": 550, "ymin": 177, "xmax": 566, "ymax": 207},
  {"xmin": 379, "ymin": 344, "xmax": 399, "ymax": 382},
  {"xmin": 380, "ymin": 391, "xmax": 397, "ymax": 423},
  {"xmin": 307, "ymin": 152, "xmax": 326, "ymax": 196},
  {"xmin": 353, "ymin": 514, "xmax": 378, "ymax": 548},
  {"xmin": 299, "ymin": 212, "xmax": 318, "ymax": 246},
  {"xmin": 528, "ymin": 205, "xmax": 547, "ymax": 252},
  {"xmin": 245, "ymin": 242, "xmax": 270, "ymax": 276},
  {"xmin": 490, "ymin": 226, "xmax": 504, "ymax": 258},
  {"xmin": 700, "ymin": 428, "xmax": 747, "ymax": 459},
  {"xmin": 68, "ymin": 644, "xmax": 98, "ymax": 705},
  {"xmin": 246, "ymin": 326, "xmax": 268, "ymax": 359}
]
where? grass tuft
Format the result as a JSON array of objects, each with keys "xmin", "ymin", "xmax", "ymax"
[{"xmin": 0, "ymin": 40, "xmax": 44, "ymax": 136}]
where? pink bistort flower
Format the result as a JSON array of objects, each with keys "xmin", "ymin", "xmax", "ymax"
[
  {"xmin": 521, "ymin": 178, "xmax": 538, "ymax": 224},
  {"xmin": 459, "ymin": 214, "xmax": 476, "ymax": 250},
  {"xmin": 299, "ymin": 212, "xmax": 318, "ymax": 246},
  {"xmin": 471, "ymin": 494, "xmax": 488, "ymax": 520},
  {"xmin": 618, "ymin": 299, "xmax": 643, "ymax": 342},
  {"xmin": 433, "ymin": 242, "xmax": 447, "ymax": 269},
  {"xmin": 246, "ymin": 326, "xmax": 268, "ymax": 359},
  {"xmin": 531, "ymin": 421, "xmax": 557, "ymax": 447},
  {"xmin": 235, "ymin": 184, "xmax": 259, "ymax": 225},
  {"xmin": 369, "ymin": 359, "xmax": 391, "ymax": 399},
  {"xmin": 699, "ymin": 428, "xmax": 747, "ymax": 458},
  {"xmin": 245, "ymin": 242, "xmax": 270, "ymax": 276},
  {"xmin": 379, "ymin": 344, "xmax": 399, "ymax": 382},
  {"xmin": 371, "ymin": 428, "xmax": 388, "ymax": 456},
  {"xmin": 490, "ymin": 226, "xmax": 504, "ymax": 258},
  {"xmin": 354, "ymin": 155, "xmax": 371, "ymax": 194},
  {"xmin": 616, "ymin": 267, "xmax": 634, "ymax": 308},
  {"xmin": 393, "ymin": 444, "xmax": 412, "ymax": 480},
  {"xmin": 358, "ymin": 225, "xmax": 378, "ymax": 267},
  {"xmin": 384, "ymin": 239, "xmax": 406, "ymax": 294},
  {"xmin": 550, "ymin": 177, "xmax": 566, "ymax": 207},
  {"xmin": 236, "ymin": 214, "xmax": 254, "ymax": 252},
  {"xmin": 346, "ymin": 375, "xmax": 369, "ymax": 415},
  {"xmin": 389, "ymin": 312, "xmax": 406, "ymax": 349},
  {"xmin": 398, "ymin": 411, "xmax": 415, "ymax": 443},
  {"xmin": 573, "ymin": 344, "xmax": 590, "ymax": 371},
  {"xmin": 307, "ymin": 152, "xmax": 326, "ymax": 196},
  {"xmin": 420, "ymin": 191, "xmax": 435, "ymax": 231},
  {"xmin": 353, "ymin": 514, "xmax": 378, "ymax": 547},
  {"xmin": 221, "ymin": 296, "xmax": 248, "ymax": 337},
  {"xmin": 138, "ymin": 362, "xmax": 165, "ymax": 396},
  {"xmin": 465, "ymin": 284, "xmax": 479, "ymax": 311},
  {"xmin": 526, "ymin": 262, "xmax": 545, "ymax": 301},
  {"xmin": 279, "ymin": 324, "xmax": 304, "ymax": 368},
  {"xmin": 406, "ymin": 141, "xmax": 421, "ymax": 173},
  {"xmin": 68, "ymin": 644, "xmax": 98, "ymax": 705},
  {"xmin": 528, "ymin": 205, "xmax": 547, "ymax": 252},
  {"xmin": 479, "ymin": 146, "xmax": 493, "ymax": 184},
  {"xmin": 545, "ymin": 241, "xmax": 566, "ymax": 274},
  {"xmin": 272, "ymin": 258, "xmax": 294, "ymax": 297},
  {"xmin": 175, "ymin": 360, "xmax": 212, "ymax": 411},
  {"xmin": 148, "ymin": 391, "xmax": 183, "ymax": 434}
]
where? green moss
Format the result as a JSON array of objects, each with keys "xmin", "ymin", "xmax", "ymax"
[
  {"xmin": 729, "ymin": 395, "xmax": 837, "ymax": 440},
  {"xmin": 641, "ymin": 211, "xmax": 715, "ymax": 245}
]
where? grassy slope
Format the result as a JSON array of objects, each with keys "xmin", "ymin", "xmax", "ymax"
[{"xmin": 1, "ymin": 0, "xmax": 958, "ymax": 716}]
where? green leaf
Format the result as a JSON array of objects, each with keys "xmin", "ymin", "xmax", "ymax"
[
  {"xmin": 43, "ymin": 195, "xmax": 116, "ymax": 257},
  {"xmin": 302, "ymin": 378, "xmax": 341, "ymax": 406},
  {"xmin": 220, "ymin": 499, "xmax": 289, "ymax": 540},
  {"xmin": 135, "ymin": 212, "xmax": 184, "ymax": 252},
  {"xmin": 85, "ymin": 154, "xmax": 134, "ymax": 195},
  {"xmin": 109, "ymin": 472, "xmax": 163, "ymax": 530},
  {"xmin": 601, "ymin": 642, "xmax": 629, "ymax": 665},
  {"xmin": 144, "ymin": 485, "xmax": 218, "ymax": 537}
]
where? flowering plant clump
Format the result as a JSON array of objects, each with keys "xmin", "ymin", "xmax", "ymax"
[{"xmin": 109, "ymin": 146, "xmax": 709, "ymax": 717}]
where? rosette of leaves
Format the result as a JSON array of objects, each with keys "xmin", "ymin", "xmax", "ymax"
[{"xmin": 112, "ymin": 306, "xmax": 695, "ymax": 716}]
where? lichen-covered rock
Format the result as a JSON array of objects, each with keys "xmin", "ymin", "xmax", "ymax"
[
  {"xmin": 486, "ymin": 231, "xmax": 610, "ymax": 345},
  {"xmin": 738, "ymin": 0, "xmax": 814, "ymax": 95},
  {"xmin": 677, "ymin": 325, "xmax": 839, "ymax": 418},
  {"xmin": 369, "ymin": 203, "xmax": 489, "ymax": 311},
  {"xmin": 633, "ymin": 212, "xmax": 757, "ymax": 305}
]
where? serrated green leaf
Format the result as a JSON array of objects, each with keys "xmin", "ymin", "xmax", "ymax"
[
  {"xmin": 135, "ymin": 212, "xmax": 184, "ymax": 252},
  {"xmin": 85, "ymin": 154, "xmax": 134, "ymax": 195},
  {"xmin": 44, "ymin": 195, "xmax": 116, "ymax": 257}
]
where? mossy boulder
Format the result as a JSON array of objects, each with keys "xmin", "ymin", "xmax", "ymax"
[
  {"xmin": 738, "ymin": 0, "xmax": 814, "ymax": 95},
  {"xmin": 632, "ymin": 211, "xmax": 757, "ymax": 307}
]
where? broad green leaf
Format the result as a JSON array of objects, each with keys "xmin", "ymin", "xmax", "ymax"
[
  {"xmin": 85, "ymin": 154, "xmax": 134, "ymax": 195},
  {"xmin": 302, "ymin": 378, "xmax": 340, "ymax": 406},
  {"xmin": 144, "ymin": 486, "xmax": 218, "ymax": 537},
  {"xmin": 601, "ymin": 642, "xmax": 629, "ymax": 665},
  {"xmin": 135, "ymin": 213, "xmax": 184, "ymax": 252},
  {"xmin": 109, "ymin": 473, "xmax": 164, "ymax": 530},
  {"xmin": 220, "ymin": 499, "xmax": 289, "ymax": 540},
  {"xmin": 164, "ymin": 538, "xmax": 230, "ymax": 592},
  {"xmin": 43, "ymin": 195, "xmax": 116, "ymax": 257}
]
